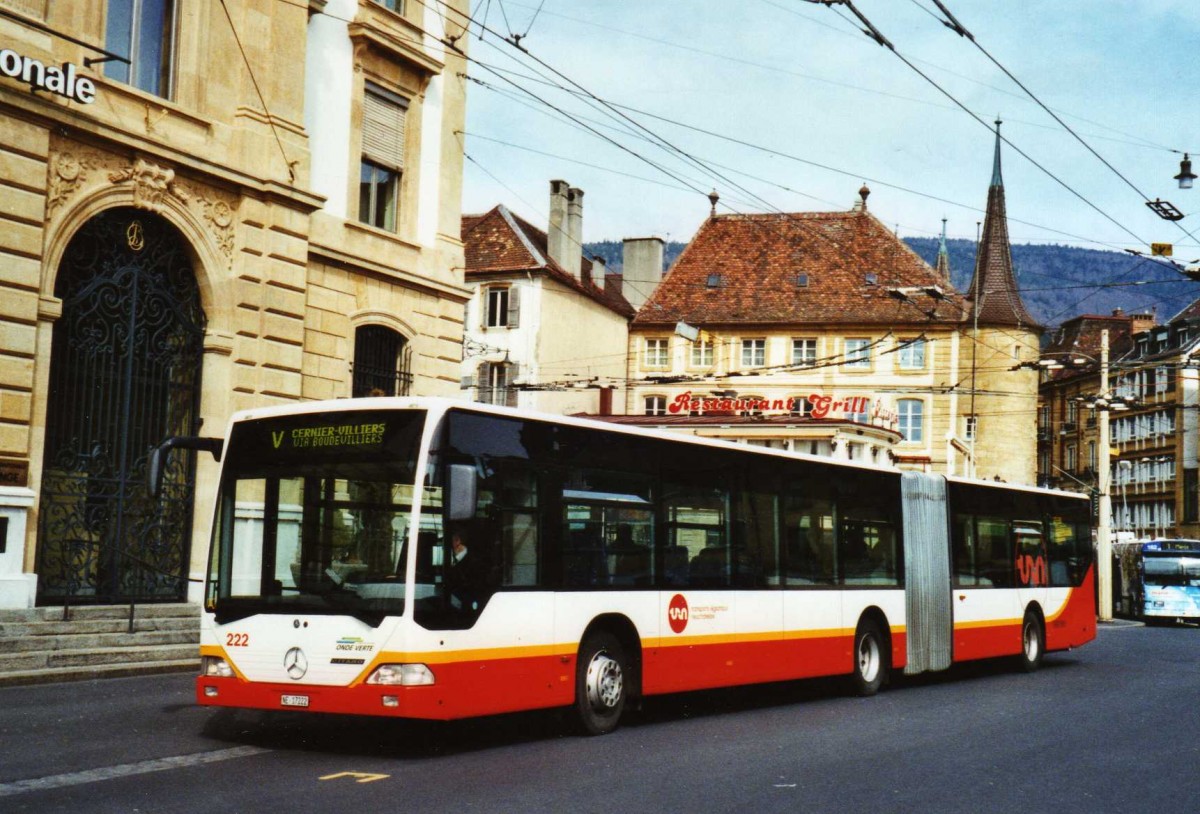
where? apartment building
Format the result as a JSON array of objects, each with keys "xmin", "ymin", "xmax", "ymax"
[{"xmin": 460, "ymin": 181, "xmax": 635, "ymax": 415}]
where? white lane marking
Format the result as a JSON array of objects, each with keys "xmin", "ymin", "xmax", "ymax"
[{"xmin": 0, "ymin": 746, "xmax": 271, "ymax": 797}]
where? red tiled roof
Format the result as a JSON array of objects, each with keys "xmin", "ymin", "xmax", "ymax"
[
  {"xmin": 1169, "ymin": 297, "xmax": 1200, "ymax": 323},
  {"xmin": 631, "ymin": 209, "xmax": 969, "ymax": 327},
  {"xmin": 461, "ymin": 206, "xmax": 635, "ymax": 318}
]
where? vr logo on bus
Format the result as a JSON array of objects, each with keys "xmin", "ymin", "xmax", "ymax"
[
  {"xmin": 1016, "ymin": 554, "xmax": 1048, "ymax": 587},
  {"xmin": 668, "ymin": 594, "xmax": 689, "ymax": 634}
]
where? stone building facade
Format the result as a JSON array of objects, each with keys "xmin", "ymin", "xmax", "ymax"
[{"xmin": 0, "ymin": 0, "xmax": 469, "ymax": 607}]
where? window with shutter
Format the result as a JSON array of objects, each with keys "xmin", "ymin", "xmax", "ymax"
[
  {"xmin": 485, "ymin": 287, "xmax": 509, "ymax": 328},
  {"xmin": 362, "ymin": 83, "xmax": 408, "ymax": 170},
  {"xmin": 359, "ymin": 83, "xmax": 408, "ymax": 231},
  {"xmin": 505, "ymin": 363, "xmax": 520, "ymax": 408},
  {"xmin": 507, "ymin": 285, "xmax": 521, "ymax": 329}
]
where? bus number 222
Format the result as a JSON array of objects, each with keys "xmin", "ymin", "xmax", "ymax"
[{"xmin": 226, "ymin": 633, "xmax": 249, "ymax": 647}]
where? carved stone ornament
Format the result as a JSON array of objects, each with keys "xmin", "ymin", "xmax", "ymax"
[
  {"xmin": 197, "ymin": 195, "xmax": 237, "ymax": 264},
  {"xmin": 46, "ymin": 140, "xmax": 239, "ymax": 269},
  {"xmin": 47, "ymin": 151, "xmax": 101, "ymax": 215},
  {"xmin": 108, "ymin": 158, "xmax": 191, "ymax": 211}
]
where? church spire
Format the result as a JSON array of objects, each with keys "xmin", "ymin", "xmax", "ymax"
[
  {"xmin": 966, "ymin": 118, "xmax": 1040, "ymax": 330},
  {"xmin": 991, "ymin": 117, "xmax": 1003, "ymax": 187},
  {"xmin": 935, "ymin": 217, "xmax": 951, "ymax": 283}
]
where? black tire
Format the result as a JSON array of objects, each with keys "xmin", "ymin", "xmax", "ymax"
[
  {"xmin": 1018, "ymin": 611, "xmax": 1045, "ymax": 673},
  {"xmin": 850, "ymin": 618, "xmax": 887, "ymax": 697},
  {"xmin": 575, "ymin": 632, "xmax": 627, "ymax": 736}
]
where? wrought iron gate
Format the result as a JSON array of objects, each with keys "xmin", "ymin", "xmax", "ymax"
[{"xmin": 37, "ymin": 208, "xmax": 206, "ymax": 604}]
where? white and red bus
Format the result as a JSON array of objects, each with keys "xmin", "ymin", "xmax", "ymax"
[{"xmin": 175, "ymin": 398, "xmax": 1095, "ymax": 734}]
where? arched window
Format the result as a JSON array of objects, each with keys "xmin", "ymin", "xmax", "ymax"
[{"xmin": 352, "ymin": 325, "xmax": 412, "ymax": 396}]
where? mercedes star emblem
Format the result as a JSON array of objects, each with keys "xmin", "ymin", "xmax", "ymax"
[{"xmin": 284, "ymin": 646, "xmax": 308, "ymax": 680}]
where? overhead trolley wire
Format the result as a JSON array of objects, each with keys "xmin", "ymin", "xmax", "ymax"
[
  {"xmin": 807, "ymin": 0, "xmax": 1152, "ymax": 250},
  {"xmin": 919, "ymin": 0, "xmax": 1200, "ymax": 252}
]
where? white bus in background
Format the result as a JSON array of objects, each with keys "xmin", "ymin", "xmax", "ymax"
[
  {"xmin": 1114, "ymin": 538, "xmax": 1200, "ymax": 624},
  {"xmin": 160, "ymin": 398, "xmax": 1096, "ymax": 735}
]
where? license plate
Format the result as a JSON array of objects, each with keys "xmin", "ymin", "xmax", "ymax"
[{"xmin": 281, "ymin": 694, "xmax": 310, "ymax": 708}]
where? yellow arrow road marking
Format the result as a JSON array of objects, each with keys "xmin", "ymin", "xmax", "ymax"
[{"xmin": 319, "ymin": 771, "xmax": 389, "ymax": 784}]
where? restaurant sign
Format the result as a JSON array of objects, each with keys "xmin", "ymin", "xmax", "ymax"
[
  {"xmin": 0, "ymin": 48, "xmax": 96, "ymax": 104},
  {"xmin": 667, "ymin": 391, "xmax": 880, "ymax": 420}
]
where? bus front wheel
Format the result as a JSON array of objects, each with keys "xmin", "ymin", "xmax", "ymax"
[
  {"xmin": 575, "ymin": 632, "xmax": 627, "ymax": 735},
  {"xmin": 851, "ymin": 618, "xmax": 887, "ymax": 697},
  {"xmin": 1018, "ymin": 611, "xmax": 1044, "ymax": 672}
]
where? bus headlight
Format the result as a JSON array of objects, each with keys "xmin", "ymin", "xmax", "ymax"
[
  {"xmin": 365, "ymin": 663, "xmax": 435, "ymax": 686},
  {"xmin": 201, "ymin": 656, "xmax": 234, "ymax": 678}
]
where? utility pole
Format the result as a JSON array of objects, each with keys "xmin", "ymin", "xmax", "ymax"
[{"xmin": 1097, "ymin": 329, "xmax": 1113, "ymax": 622}]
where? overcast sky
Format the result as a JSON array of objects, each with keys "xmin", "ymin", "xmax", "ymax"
[{"xmin": 457, "ymin": 0, "xmax": 1200, "ymax": 257}]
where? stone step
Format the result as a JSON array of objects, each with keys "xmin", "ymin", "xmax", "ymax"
[
  {"xmin": 0, "ymin": 658, "xmax": 199, "ymax": 688},
  {"xmin": 0, "ymin": 643, "xmax": 198, "ymax": 673},
  {"xmin": 0, "ymin": 628, "xmax": 198, "ymax": 654},
  {"xmin": 0, "ymin": 603, "xmax": 199, "ymax": 624},
  {"xmin": 0, "ymin": 615, "xmax": 199, "ymax": 639}
]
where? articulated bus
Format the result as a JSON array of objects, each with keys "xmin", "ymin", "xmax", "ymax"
[
  {"xmin": 176, "ymin": 398, "xmax": 1096, "ymax": 734},
  {"xmin": 1114, "ymin": 539, "xmax": 1200, "ymax": 624}
]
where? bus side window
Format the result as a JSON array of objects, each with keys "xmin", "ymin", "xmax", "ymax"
[
  {"xmin": 1013, "ymin": 520, "xmax": 1046, "ymax": 587},
  {"xmin": 664, "ymin": 482, "xmax": 730, "ymax": 588},
  {"xmin": 952, "ymin": 514, "xmax": 979, "ymax": 586},
  {"xmin": 734, "ymin": 490, "xmax": 779, "ymax": 587},
  {"xmin": 783, "ymin": 477, "xmax": 836, "ymax": 586},
  {"xmin": 1046, "ymin": 516, "xmax": 1088, "ymax": 587},
  {"xmin": 975, "ymin": 517, "xmax": 1009, "ymax": 587},
  {"xmin": 503, "ymin": 511, "xmax": 538, "ymax": 586}
]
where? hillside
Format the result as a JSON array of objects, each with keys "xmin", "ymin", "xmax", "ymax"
[{"xmin": 585, "ymin": 238, "xmax": 1198, "ymax": 328}]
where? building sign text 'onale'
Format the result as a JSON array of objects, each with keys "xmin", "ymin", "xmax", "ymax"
[{"xmin": 0, "ymin": 48, "xmax": 96, "ymax": 104}]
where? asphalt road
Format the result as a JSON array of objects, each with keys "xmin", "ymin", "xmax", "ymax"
[{"xmin": 1, "ymin": 622, "xmax": 1196, "ymax": 813}]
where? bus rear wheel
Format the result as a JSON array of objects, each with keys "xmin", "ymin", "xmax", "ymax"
[
  {"xmin": 850, "ymin": 618, "xmax": 887, "ymax": 697},
  {"xmin": 575, "ymin": 632, "xmax": 627, "ymax": 735},
  {"xmin": 1018, "ymin": 611, "xmax": 1044, "ymax": 672}
]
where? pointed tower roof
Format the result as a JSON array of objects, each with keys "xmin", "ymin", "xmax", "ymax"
[
  {"xmin": 935, "ymin": 217, "xmax": 951, "ymax": 283},
  {"xmin": 966, "ymin": 120, "xmax": 1040, "ymax": 330}
]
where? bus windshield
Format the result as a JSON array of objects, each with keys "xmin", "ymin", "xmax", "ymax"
[
  {"xmin": 205, "ymin": 409, "xmax": 425, "ymax": 626},
  {"xmin": 1143, "ymin": 554, "xmax": 1200, "ymax": 587}
]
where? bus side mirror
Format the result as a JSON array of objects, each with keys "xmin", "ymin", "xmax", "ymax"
[
  {"xmin": 148, "ymin": 436, "xmax": 224, "ymax": 498},
  {"xmin": 446, "ymin": 464, "xmax": 477, "ymax": 521}
]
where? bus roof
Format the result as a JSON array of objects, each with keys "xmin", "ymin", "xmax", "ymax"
[{"xmin": 226, "ymin": 396, "xmax": 1085, "ymax": 502}]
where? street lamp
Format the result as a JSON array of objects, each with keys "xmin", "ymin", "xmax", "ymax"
[{"xmin": 1176, "ymin": 153, "xmax": 1197, "ymax": 190}]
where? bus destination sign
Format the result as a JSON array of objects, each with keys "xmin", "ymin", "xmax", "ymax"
[{"xmin": 271, "ymin": 422, "xmax": 386, "ymax": 451}]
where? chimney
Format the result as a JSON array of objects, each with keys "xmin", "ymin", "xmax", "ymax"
[
  {"xmin": 622, "ymin": 237, "xmax": 665, "ymax": 312},
  {"xmin": 590, "ymin": 254, "xmax": 606, "ymax": 290},
  {"xmin": 547, "ymin": 180, "xmax": 572, "ymax": 273},
  {"xmin": 599, "ymin": 386, "xmax": 613, "ymax": 416},
  {"xmin": 1129, "ymin": 310, "xmax": 1157, "ymax": 335},
  {"xmin": 852, "ymin": 183, "xmax": 870, "ymax": 212},
  {"xmin": 566, "ymin": 187, "xmax": 584, "ymax": 280}
]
